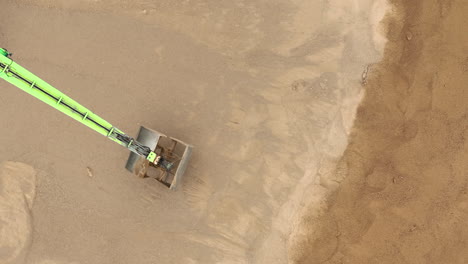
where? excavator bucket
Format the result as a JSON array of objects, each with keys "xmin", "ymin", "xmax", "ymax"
[{"xmin": 125, "ymin": 126, "xmax": 192, "ymax": 190}]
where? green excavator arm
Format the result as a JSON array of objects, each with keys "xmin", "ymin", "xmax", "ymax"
[{"xmin": 0, "ymin": 47, "xmax": 158, "ymax": 164}]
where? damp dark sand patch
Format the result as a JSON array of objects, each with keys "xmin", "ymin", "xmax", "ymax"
[{"xmin": 292, "ymin": 0, "xmax": 468, "ymax": 263}]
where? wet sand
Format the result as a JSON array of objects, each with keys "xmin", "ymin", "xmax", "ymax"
[
  {"xmin": 293, "ymin": 0, "xmax": 468, "ymax": 263},
  {"xmin": 0, "ymin": 0, "xmax": 397, "ymax": 263}
]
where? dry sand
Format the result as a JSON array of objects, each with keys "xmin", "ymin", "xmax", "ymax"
[
  {"xmin": 0, "ymin": 162, "xmax": 36, "ymax": 264},
  {"xmin": 3, "ymin": 0, "xmax": 455, "ymax": 263}
]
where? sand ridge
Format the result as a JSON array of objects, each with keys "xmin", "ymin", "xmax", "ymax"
[{"xmin": 0, "ymin": 161, "xmax": 36, "ymax": 264}]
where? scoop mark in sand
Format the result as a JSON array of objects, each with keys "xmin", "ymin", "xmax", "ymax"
[
  {"xmin": 362, "ymin": 64, "xmax": 371, "ymax": 85},
  {"xmin": 86, "ymin": 167, "xmax": 93, "ymax": 178}
]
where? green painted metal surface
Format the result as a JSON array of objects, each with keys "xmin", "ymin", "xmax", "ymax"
[
  {"xmin": 0, "ymin": 48, "xmax": 157, "ymax": 163},
  {"xmin": 0, "ymin": 48, "xmax": 8, "ymax": 57}
]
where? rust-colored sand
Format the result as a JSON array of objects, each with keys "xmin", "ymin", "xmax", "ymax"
[{"xmin": 294, "ymin": 0, "xmax": 468, "ymax": 263}]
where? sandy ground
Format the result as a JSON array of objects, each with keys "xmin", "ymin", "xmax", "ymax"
[
  {"xmin": 294, "ymin": 0, "xmax": 468, "ymax": 263},
  {"xmin": 0, "ymin": 0, "xmax": 389, "ymax": 263}
]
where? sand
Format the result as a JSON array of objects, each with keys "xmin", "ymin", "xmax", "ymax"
[
  {"xmin": 0, "ymin": 162, "xmax": 36, "ymax": 264},
  {"xmin": 293, "ymin": 0, "xmax": 468, "ymax": 263},
  {"xmin": 0, "ymin": 0, "xmax": 441, "ymax": 263}
]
